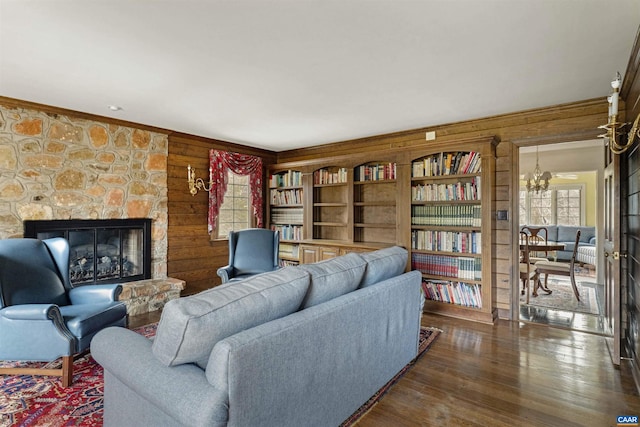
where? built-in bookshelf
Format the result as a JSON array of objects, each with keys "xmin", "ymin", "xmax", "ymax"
[
  {"xmin": 265, "ymin": 136, "xmax": 496, "ymax": 323},
  {"xmin": 353, "ymin": 161, "xmax": 397, "ymax": 245},
  {"xmin": 313, "ymin": 167, "xmax": 350, "ymax": 241},
  {"xmin": 410, "ymin": 147, "xmax": 495, "ymax": 324},
  {"xmin": 269, "ymin": 169, "xmax": 304, "ymax": 265}
]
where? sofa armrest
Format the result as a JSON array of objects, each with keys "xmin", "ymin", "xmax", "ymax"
[
  {"xmin": 216, "ymin": 265, "xmax": 233, "ymax": 283},
  {"xmin": 589, "ymin": 237, "xmax": 597, "ymax": 245},
  {"xmin": 91, "ymin": 327, "xmax": 229, "ymax": 427}
]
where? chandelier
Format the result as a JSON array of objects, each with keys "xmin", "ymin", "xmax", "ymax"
[{"xmin": 524, "ymin": 146, "xmax": 552, "ymax": 194}]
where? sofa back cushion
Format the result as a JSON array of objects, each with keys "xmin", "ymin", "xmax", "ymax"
[
  {"xmin": 298, "ymin": 252, "xmax": 367, "ymax": 309},
  {"xmin": 557, "ymin": 226, "xmax": 595, "ymax": 244},
  {"xmin": 359, "ymin": 246, "xmax": 408, "ymax": 288},
  {"xmin": 151, "ymin": 267, "xmax": 310, "ymax": 368}
]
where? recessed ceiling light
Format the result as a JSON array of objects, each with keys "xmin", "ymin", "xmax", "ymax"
[{"xmin": 108, "ymin": 105, "xmax": 123, "ymax": 111}]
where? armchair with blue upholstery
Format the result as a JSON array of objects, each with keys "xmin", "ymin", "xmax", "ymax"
[
  {"xmin": 0, "ymin": 237, "xmax": 127, "ymax": 387},
  {"xmin": 216, "ymin": 228, "xmax": 280, "ymax": 283}
]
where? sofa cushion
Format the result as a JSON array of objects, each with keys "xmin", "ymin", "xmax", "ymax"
[
  {"xmin": 359, "ymin": 246, "xmax": 408, "ymax": 288},
  {"xmin": 557, "ymin": 226, "xmax": 581, "ymax": 243},
  {"xmin": 151, "ymin": 267, "xmax": 310, "ymax": 368},
  {"xmin": 298, "ymin": 252, "xmax": 367, "ymax": 309}
]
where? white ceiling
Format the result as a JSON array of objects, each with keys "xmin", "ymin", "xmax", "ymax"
[{"xmin": 1, "ymin": 1, "xmax": 639, "ymax": 152}]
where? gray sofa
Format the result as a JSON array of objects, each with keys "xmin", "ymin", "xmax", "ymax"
[
  {"xmin": 92, "ymin": 246, "xmax": 422, "ymax": 427},
  {"xmin": 522, "ymin": 225, "xmax": 596, "ymax": 261}
]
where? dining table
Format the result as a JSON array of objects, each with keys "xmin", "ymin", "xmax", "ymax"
[{"xmin": 519, "ymin": 241, "xmax": 565, "ymax": 297}]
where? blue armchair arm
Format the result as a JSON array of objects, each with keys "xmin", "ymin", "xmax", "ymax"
[
  {"xmin": 217, "ymin": 265, "xmax": 233, "ymax": 283},
  {"xmin": 1, "ymin": 304, "xmax": 61, "ymax": 321},
  {"xmin": 68, "ymin": 284, "xmax": 123, "ymax": 304},
  {"xmin": 0, "ymin": 305, "xmax": 75, "ymax": 360}
]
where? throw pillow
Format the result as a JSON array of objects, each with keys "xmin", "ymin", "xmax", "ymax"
[
  {"xmin": 359, "ymin": 246, "xmax": 408, "ymax": 288},
  {"xmin": 151, "ymin": 267, "xmax": 310, "ymax": 368},
  {"xmin": 298, "ymin": 252, "xmax": 367, "ymax": 309}
]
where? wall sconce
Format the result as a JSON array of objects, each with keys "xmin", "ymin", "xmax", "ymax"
[
  {"xmin": 187, "ymin": 164, "xmax": 213, "ymax": 196},
  {"xmin": 599, "ymin": 72, "xmax": 640, "ymax": 155}
]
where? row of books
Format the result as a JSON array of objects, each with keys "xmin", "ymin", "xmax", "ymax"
[
  {"xmin": 278, "ymin": 259, "xmax": 299, "ymax": 267},
  {"xmin": 411, "ymin": 205, "xmax": 482, "ymax": 227},
  {"xmin": 270, "ymin": 188, "xmax": 303, "ymax": 205},
  {"xmin": 314, "ymin": 168, "xmax": 348, "ymax": 185},
  {"xmin": 412, "ymin": 177, "xmax": 481, "ymax": 201},
  {"xmin": 270, "ymin": 170, "xmax": 303, "ymax": 188},
  {"xmin": 412, "ymin": 151, "xmax": 481, "ymax": 177},
  {"xmin": 278, "ymin": 242, "xmax": 300, "ymax": 258},
  {"xmin": 421, "ymin": 280, "xmax": 482, "ymax": 308},
  {"xmin": 354, "ymin": 163, "xmax": 396, "ymax": 182},
  {"xmin": 271, "ymin": 224, "xmax": 303, "ymax": 241},
  {"xmin": 411, "ymin": 253, "xmax": 482, "ymax": 281},
  {"xmin": 270, "ymin": 208, "xmax": 303, "ymax": 225},
  {"xmin": 411, "ymin": 230, "xmax": 481, "ymax": 253}
]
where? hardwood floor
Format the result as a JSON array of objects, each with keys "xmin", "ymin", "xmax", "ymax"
[
  {"xmin": 359, "ymin": 313, "xmax": 640, "ymax": 427},
  {"xmin": 127, "ymin": 310, "xmax": 640, "ymax": 426}
]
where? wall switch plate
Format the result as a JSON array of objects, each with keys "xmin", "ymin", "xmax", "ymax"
[
  {"xmin": 425, "ymin": 131, "xmax": 436, "ymax": 141},
  {"xmin": 497, "ymin": 210, "xmax": 508, "ymax": 220}
]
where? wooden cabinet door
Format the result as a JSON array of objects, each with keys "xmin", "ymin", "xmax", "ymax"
[
  {"xmin": 300, "ymin": 246, "xmax": 319, "ymax": 264},
  {"xmin": 319, "ymin": 247, "xmax": 340, "ymax": 261}
]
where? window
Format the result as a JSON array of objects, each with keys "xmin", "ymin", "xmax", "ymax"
[
  {"xmin": 217, "ymin": 171, "xmax": 251, "ymax": 238},
  {"xmin": 207, "ymin": 150, "xmax": 263, "ymax": 238},
  {"xmin": 519, "ymin": 184, "xmax": 585, "ymax": 226}
]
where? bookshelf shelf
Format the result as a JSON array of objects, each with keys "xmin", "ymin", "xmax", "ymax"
[
  {"xmin": 413, "ymin": 249, "xmax": 482, "ymax": 258},
  {"xmin": 313, "ymin": 203, "xmax": 348, "ymax": 207},
  {"xmin": 411, "ymin": 200, "xmax": 480, "ymax": 205},
  {"xmin": 354, "ymin": 223, "xmax": 396, "ymax": 228},
  {"xmin": 420, "ymin": 274, "xmax": 482, "ymax": 285}
]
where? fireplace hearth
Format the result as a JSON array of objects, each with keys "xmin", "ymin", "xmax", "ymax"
[{"xmin": 24, "ymin": 219, "xmax": 152, "ymax": 286}]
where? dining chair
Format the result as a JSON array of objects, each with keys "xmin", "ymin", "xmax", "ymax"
[
  {"xmin": 521, "ymin": 226, "xmax": 550, "ymax": 263},
  {"xmin": 519, "ymin": 232, "xmax": 540, "ymax": 305},
  {"xmin": 534, "ymin": 230, "xmax": 581, "ymax": 301}
]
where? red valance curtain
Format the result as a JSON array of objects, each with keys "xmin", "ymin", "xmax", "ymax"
[{"xmin": 208, "ymin": 150, "xmax": 263, "ymax": 233}]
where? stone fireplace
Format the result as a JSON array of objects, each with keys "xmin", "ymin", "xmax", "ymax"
[{"xmin": 0, "ymin": 103, "xmax": 184, "ymax": 315}]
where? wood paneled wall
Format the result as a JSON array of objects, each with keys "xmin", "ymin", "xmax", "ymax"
[
  {"xmin": 277, "ymin": 98, "xmax": 608, "ymax": 319},
  {"xmin": 167, "ymin": 133, "xmax": 276, "ymax": 295}
]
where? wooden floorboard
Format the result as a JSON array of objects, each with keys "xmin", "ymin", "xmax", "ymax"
[{"xmin": 127, "ymin": 310, "xmax": 640, "ymax": 426}]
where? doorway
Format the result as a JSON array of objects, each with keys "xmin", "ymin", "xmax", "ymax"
[{"xmin": 517, "ymin": 140, "xmax": 605, "ymax": 334}]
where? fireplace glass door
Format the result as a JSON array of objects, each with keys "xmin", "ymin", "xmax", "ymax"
[
  {"xmin": 24, "ymin": 219, "xmax": 151, "ymax": 286},
  {"xmin": 65, "ymin": 228, "xmax": 143, "ymax": 285}
]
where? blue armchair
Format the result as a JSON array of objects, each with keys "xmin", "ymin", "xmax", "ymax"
[
  {"xmin": 217, "ymin": 228, "xmax": 280, "ymax": 283},
  {"xmin": 0, "ymin": 237, "xmax": 127, "ymax": 387}
]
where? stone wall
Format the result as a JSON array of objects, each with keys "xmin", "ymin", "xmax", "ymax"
[{"xmin": 0, "ymin": 103, "xmax": 169, "ymax": 279}]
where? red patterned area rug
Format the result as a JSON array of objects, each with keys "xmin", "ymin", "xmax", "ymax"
[
  {"xmin": 0, "ymin": 323, "xmax": 157, "ymax": 427},
  {"xmin": 0, "ymin": 324, "xmax": 439, "ymax": 427},
  {"xmin": 340, "ymin": 326, "xmax": 441, "ymax": 427}
]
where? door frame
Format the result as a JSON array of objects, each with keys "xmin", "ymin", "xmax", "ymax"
[{"xmin": 510, "ymin": 130, "xmax": 607, "ymax": 322}]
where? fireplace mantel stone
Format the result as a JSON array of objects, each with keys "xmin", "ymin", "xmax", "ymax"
[{"xmin": 118, "ymin": 277, "xmax": 185, "ymax": 315}]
